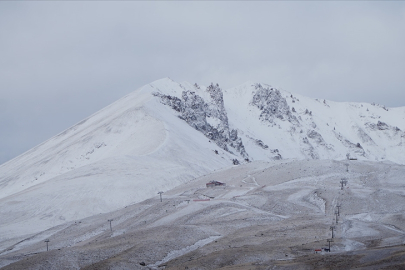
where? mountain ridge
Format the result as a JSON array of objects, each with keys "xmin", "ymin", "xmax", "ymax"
[
  {"xmin": 151, "ymin": 78, "xmax": 405, "ymax": 163},
  {"xmin": 0, "ymin": 77, "xmax": 404, "ymax": 244}
]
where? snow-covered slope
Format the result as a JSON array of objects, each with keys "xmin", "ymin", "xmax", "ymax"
[
  {"xmin": 0, "ymin": 78, "xmax": 404, "ymax": 243},
  {"xmin": 0, "ymin": 79, "xmax": 236, "ymax": 241},
  {"xmin": 154, "ymin": 79, "xmax": 405, "ymax": 163},
  {"xmin": 2, "ymin": 159, "xmax": 405, "ymax": 269},
  {"xmin": 222, "ymin": 82, "xmax": 405, "ymax": 163}
]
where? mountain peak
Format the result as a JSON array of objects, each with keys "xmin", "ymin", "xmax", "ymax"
[{"xmin": 1, "ymin": 78, "xmax": 404, "ymax": 244}]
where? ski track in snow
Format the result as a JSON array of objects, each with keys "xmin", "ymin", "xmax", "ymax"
[{"xmin": 148, "ymin": 235, "xmax": 222, "ymax": 268}]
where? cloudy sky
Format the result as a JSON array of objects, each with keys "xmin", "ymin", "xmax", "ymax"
[{"xmin": 1, "ymin": 1, "xmax": 404, "ymax": 165}]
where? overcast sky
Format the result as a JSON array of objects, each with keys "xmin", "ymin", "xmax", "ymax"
[{"xmin": 1, "ymin": 1, "xmax": 404, "ymax": 165}]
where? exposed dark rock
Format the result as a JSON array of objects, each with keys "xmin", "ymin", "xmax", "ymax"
[
  {"xmin": 377, "ymin": 121, "xmax": 389, "ymax": 130},
  {"xmin": 357, "ymin": 128, "xmax": 376, "ymax": 145},
  {"xmin": 255, "ymin": 139, "xmax": 269, "ymax": 149},
  {"xmin": 155, "ymin": 93, "xmax": 183, "ymax": 112},
  {"xmin": 229, "ymin": 129, "xmax": 238, "ymax": 141},
  {"xmin": 307, "ymin": 130, "xmax": 325, "ymax": 145},
  {"xmin": 366, "ymin": 121, "xmax": 393, "ymax": 132},
  {"xmin": 334, "ymin": 132, "xmax": 366, "ymax": 157},
  {"xmin": 270, "ymin": 149, "xmax": 282, "ymax": 160},
  {"xmin": 301, "ymin": 136, "xmax": 319, "ymax": 159},
  {"xmin": 154, "ymin": 84, "xmax": 248, "ymax": 159},
  {"xmin": 246, "ymin": 135, "xmax": 281, "ymax": 159},
  {"xmin": 251, "ymin": 84, "xmax": 298, "ymax": 125}
]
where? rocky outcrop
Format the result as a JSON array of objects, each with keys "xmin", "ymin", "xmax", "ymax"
[
  {"xmin": 334, "ymin": 132, "xmax": 366, "ymax": 157},
  {"xmin": 254, "ymin": 139, "xmax": 269, "ymax": 150},
  {"xmin": 246, "ymin": 135, "xmax": 282, "ymax": 160},
  {"xmin": 357, "ymin": 127, "xmax": 376, "ymax": 145},
  {"xmin": 302, "ymin": 136, "xmax": 319, "ymax": 159},
  {"xmin": 154, "ymin": 84, "xmax": 248, "ymax": 159},
  {"xmin": 307, "ymin": 130, "xmax": 325, "ymax": 145},
  {"xmin": 366, "ymin": 121, "xmax": 400, "ymax": 132},
  {"xmin": 251, "ymin": 84, "xmax": 298, "ymax": 125}
]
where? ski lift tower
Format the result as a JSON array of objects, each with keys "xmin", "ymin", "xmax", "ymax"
[{"xmin": 158, "ymin": 191, "xmax": 164, "ymax": 202}]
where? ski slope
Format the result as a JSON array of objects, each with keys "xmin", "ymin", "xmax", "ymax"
[{"xmin": 0, "ymin": 77, "xmax": 404, "ymax": 248}]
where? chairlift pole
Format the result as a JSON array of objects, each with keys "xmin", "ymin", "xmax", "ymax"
[
  {"xmin": 327, "ymin": 239, "xmax": 333, "ymax": 252},
  {"xmin": 336, "ymin": 205, "xmax": 341, "ymax": 216},
  {"xmin": 340, "ymin": 179, "xmax": 347, "ymax": 190},
  {"xmin": 108, "ymin": 219, "xmax": 113, "ymax": 231},
  {"xmin": 44, "ymin": 239, "xmax": 50, "ymax": 251},
  {"xmin": 330, "ymin": 226, "xmax": 335, "ymax": 238}
]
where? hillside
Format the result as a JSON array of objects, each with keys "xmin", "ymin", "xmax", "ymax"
[
  {"xmin": 1, "ymin": 159, "xmax": 404, "ymax": 269},
  {"xmin": 0, "ymin": 78, "xmax": 404, "ymax": 267}
]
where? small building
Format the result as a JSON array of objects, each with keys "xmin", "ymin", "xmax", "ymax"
[{"xmin": 206, "ymin": 181, "xmax": 226, "ymax": 188}]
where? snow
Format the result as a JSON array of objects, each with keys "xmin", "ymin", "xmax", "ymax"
[
  {"xmin": 1, "ymin": 159, "xmax": 405, "ymax": 269},
  {"xmin": 1, "ymin": 78, "xmax": 405, "ymax": 266},
  {"xmin": 222, "ymin": 82, "xmax": 405, "ymax": 163},
  {"xmin": 0, "ymin": 78, "xmax": 238, "ymax": 242},
  {"xmin": 149, "ymin": 235, "xmax": 221, "ymax": 268}
]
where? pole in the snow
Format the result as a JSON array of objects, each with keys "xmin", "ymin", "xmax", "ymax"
[
  {"xmin": 158, "ymin": 191, "xmax": 163, "ymax": 202},
  {"xmin": 340, "ymin": 179, "xmax": 347, "ymax": 190},
  {"xmin": 44, "ymin": 239, "xmax": 50, "ymax": 251},
  {"xmin": 335, "ymin": 211, "xmax": 339, "ymax": 224},
  {"xmin": 336, "ymin": 205, "xmax": 341, "ymax": 216},
  {"xmin": 330, "ymin": 226, "xmax": 335, "ymax": 238},
  {"xmin": 327, "ymin": 239, "xmax": 333, "ymax": 252},
  {"xmin": 108, "ymin": 219, "xmax": 113, "ymax": 231}
]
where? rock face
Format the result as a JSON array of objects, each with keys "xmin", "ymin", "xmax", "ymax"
[
  {"xmin": 154, "ymin": 83, "xmax": 248, "ymax": 160},
  {"xmin": 251, "ymin": 83, "xmax": 298, "ymax": 125}
]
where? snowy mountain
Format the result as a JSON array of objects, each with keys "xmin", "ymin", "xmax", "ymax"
[
  {"xmin": 0, "ymin": 78, "xmax": 404, "ymax": 247},
  {"xmin": 155, "ymin": 80, "xmax": 405, "ymax": 163}
]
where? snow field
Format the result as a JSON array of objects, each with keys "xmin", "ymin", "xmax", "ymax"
[{"xmin": 2, "ymin": 159, "xmax": 405, "ymax": 269}]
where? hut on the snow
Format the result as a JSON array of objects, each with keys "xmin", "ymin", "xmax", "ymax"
[{"xmin": 206, "ymin": 181, "xmax": 226, "ymax": 188}]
